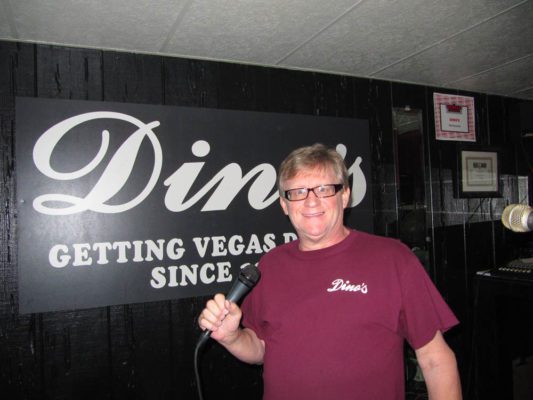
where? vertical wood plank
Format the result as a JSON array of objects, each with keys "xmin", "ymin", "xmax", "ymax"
[
  {"xmin": 35, "ymin": 45, "xmax": 103, "ymax": 100},
  {"xmin": 266, "ymin": 68, "xmax": 315, "ymax": 115},
  {"xmin": 163, "ymin": 57, "xmax": 219, "ymax": 108},
  {"xmin": 0, "ymin": 41, "xmax": 42, "ymax": 400},
  {"xmin": 366, "ymin": 79, "xmax": 395, "ymax": 237},
  {"xmin": 313, "ymin": 72, "xmax": 355, "ymax": 118},
  {"xmin": 216, "ymin": 62, "xmax": 269, "ymax": 112},
  {"xmin": 102, "ymin": 52, "xmax": 163, "ymax": 104}
]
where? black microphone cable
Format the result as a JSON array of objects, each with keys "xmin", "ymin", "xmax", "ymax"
[
  {"xmin": 194, "ymin": 336, "xmax": 206, "ymax": 400},
  {"xmin": 193, "ymin": 264, "xmax": 261, "ymax": 400}
]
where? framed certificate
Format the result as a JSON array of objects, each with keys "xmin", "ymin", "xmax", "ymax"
[
  {"xmin": 434, "ymin": 93, "xmax": 476, "ymax": 142},
  {"xmin": 454, "ymin": 147, "xmax": 501, "ymax": 198}
]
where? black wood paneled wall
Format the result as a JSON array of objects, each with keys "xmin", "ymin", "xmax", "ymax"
[{"xmin": 0, "ymin": 40, "xmax": 529, "ymax": 399}]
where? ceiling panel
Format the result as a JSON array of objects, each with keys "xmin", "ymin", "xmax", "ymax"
[
  {"xmin": 373, "ymin": 0, "xmax": 533, "ymax": 92},
  {"xmin": 163, "ymin": 0, "xmax": 358, "ymax": 64},
  {"xmin": 445, "ymin": 55, "xmax": 533, "ymax": 97},
  {"xmin": 515, "ymin": 87, "xmax": 533, "ymax": 99},
  {"xmin": 0, "ymin": 0, "xmax": 532, "ymax": 100},
  {"xmin": 8, "ymin": 0, "xmax": 185, "ymax": 52},
  {"xmin": 279, "ymin": 0, "xmax": 525, "ymax": 75},
  {"xmin": 0, "ymin": 1, "xmax": 13, "ymax": 37}
]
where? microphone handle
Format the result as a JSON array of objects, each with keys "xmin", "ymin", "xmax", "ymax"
[
  {"xmin": 226, "ymin": 281, "xmax": 253, "ymax": 303},
  {"xmin": 197, "ymin": 281, "xmax": 253, "ymax": 347}
]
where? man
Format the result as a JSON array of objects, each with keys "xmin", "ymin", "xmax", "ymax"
[{"xmin": 198, "ymin": 143, "xmax": 462, "ymax": 399}]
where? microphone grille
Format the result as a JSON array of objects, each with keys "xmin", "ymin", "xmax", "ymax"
[
  {"xmin": 504, "ymin": 204, "xmax": 532, "ymax": 232},
  {"xmin": 239, "ymin": 264, "xmax": 261, "ymax": 286},
  {"xmin": 501, "ymin": 205, "xmax": 513, "ymax": 229}
]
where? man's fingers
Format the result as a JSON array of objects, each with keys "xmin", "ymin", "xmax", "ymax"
[{"xmin": 199, "ymin": 295, "xmax": 230, "ymax": 331}]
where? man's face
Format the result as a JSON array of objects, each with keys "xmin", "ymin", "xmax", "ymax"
[{"xmin": 280, "ymin": 166, "xmax": 350, "ymax": 251}]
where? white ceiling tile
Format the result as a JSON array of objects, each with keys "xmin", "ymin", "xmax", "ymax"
[
  {"xmin": 8, "ymin": 0, "xmax": 186, "ymax": 52},
  {"xmin": 444, "ymin": 56, "xmax": 533, "ymax": 97},
  {"xmin": 280, "ymin": 0, "xmax": 526, "ymax": 75},
  {"xmin": 0, "ymin": 0, "xmax": 531, "ymax": 100},
  {"xmin": 0, "ymin": 0, "xmax": 15, "ymax": 37},
  {"xmin": 374, "ymin": 1, "xmax": 533, "ymax": 87},
  {"xmin": 163, "ymin": 0, "xmax": 358, "ymax": 64},
  {"xmin": 0, "ymin": 18, "xmax": 11, "ymax": 38},
  {"xmin": 513, "ymin": 87, "xmax": 533, "ymax": 100}
]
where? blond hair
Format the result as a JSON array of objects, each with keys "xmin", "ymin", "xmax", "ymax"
[{"xmin": 277, "ymin": 143, "xmax": 349, "ymax": 194}]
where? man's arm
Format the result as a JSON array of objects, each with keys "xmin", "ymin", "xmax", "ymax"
[
  {"xmin": 219, "ymin": 326, "xmax": 265, "ymax": 364},
  {"xmin": 198, "ymin": 294, "xmax": 265, "ymax": 364},
  {"xmin": 415, "ymin": 330, "xmax": 462, "ymax": 400}
]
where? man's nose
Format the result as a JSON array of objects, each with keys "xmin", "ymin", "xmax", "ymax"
[{"xmin": 304, "ymin": 189, "xmax": 320, "ymax": 204}]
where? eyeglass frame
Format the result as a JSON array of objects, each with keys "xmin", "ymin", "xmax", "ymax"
[{"xmin": 282, "ymin": 183, "xmax": 344, "ymax": 201}]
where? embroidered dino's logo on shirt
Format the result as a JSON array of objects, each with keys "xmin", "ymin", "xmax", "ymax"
[{"xmin": 327, "ymin": 279, "xmax": 368, "ymax": 294}]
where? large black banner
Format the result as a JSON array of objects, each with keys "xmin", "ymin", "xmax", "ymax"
[{"xmin": 16, "ymin": 97, "xmax": 372, "ymax": 313}]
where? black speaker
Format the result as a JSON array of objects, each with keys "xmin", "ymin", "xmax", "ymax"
[
  {"xmin": 509, "ymin": 102, "xmax": 533, "ymax": 140},
  {"xmin": 509, "ymin": 102, "xmax": 533, "ymax": 178}
]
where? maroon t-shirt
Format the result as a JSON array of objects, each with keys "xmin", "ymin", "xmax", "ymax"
[{"xmin": 241, "ymin": 230, "xmax": 458, "ymax": 400}]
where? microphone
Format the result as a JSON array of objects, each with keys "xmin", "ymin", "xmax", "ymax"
[
  {"xmin": 196, "ymin": 264, "xmax": 261, "ymax": 347},
  {"xmin": 502, "ymin": 204, "xmax": 533, "ymax": 232}
]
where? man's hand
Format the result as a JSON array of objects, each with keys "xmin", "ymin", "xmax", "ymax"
[
  {"xmin": 198, "ymin": 293, "xmax": 242, "ymax": 344},
  {"xmin": 198, "ymin": 293, "xmax": 265, "ymax": 364}
]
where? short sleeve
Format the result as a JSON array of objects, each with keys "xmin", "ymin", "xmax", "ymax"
[{"xmin": 397, "ymin": 251, "xmax": 459, "ymax": 349}]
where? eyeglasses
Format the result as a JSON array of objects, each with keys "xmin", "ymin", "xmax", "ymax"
[{"xmin": 283, "ymin": 184, "xmax": 344, "ymax": 201}]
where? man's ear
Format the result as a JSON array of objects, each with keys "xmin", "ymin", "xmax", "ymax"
[
  {"xmin": 279, "ymin": 196, "xmax": 289, "ymax": 215},
  {"xmin": 342, "ymin": 187, "xmax": 351, "ymax": 209}
]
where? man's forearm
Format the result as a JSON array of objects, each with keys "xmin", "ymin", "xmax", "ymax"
[
  {"xmin": 419, "ymin": 345, "xmax": 462, "ymax": 399},
  {"xmin": 219, "ymin": 327, "xmax": 265, "ymax": 364},
  {"xmin": 416, "ymin": 331, "xmax": 462, "ymax": 400},
  {"xmin": 422, "ymin": 359, "xmax": 462, "ymax": 399}
]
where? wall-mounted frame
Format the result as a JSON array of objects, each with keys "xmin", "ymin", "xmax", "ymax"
[
  {"xmin": 454, "ymin": 146, "xmax": 502, "ymax": 198},
  {"xmin": 433, "ymin": 92, "xmax": 476, "ymax": 142}
]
